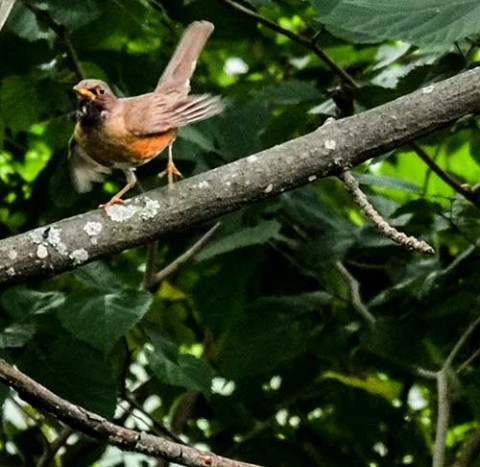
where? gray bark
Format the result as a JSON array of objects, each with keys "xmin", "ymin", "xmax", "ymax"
[
  {"xmin": 0, "ymin": 0, "xmax": 16, "ymax": 31},
  {"xmin": 1, "ymin": 67, "xmax": 480, "ymax": 285}
]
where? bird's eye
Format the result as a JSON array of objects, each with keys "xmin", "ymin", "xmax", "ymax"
[{"xmin": 99, "ymin": 88, "xmax": 105, "ymax": 95}]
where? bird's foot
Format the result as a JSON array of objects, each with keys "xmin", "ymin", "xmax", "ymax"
[
  {"xmin": 99, "ymin": 197, "xmax": 124, "ymax": 209},
  {"xmin": 158, "ymin": 162, "xmax": 183, "ymax": 189}
]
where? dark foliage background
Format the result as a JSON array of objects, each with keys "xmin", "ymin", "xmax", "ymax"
[{"xmin": 1, "ymin": 0, "xmax": 480, "ymax": 466}]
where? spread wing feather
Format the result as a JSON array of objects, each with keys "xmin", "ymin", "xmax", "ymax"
[
  {"xmin": 155, "ymin": 21, "xmax": 214, "ymax": 96},
  {"xmin": 127, "ymin": 94, "xmax": 224, "ymax": 136},
  {"xmin": 69, "ymin": 139, "xmax": 111, "ymax": 193},
  {"xmin": 124, "ymin": 20, "xmax": 223, "ymax": 136}
]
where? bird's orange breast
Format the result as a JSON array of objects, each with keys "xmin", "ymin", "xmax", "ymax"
[
  {"xmin": 74, "ymin": 122, "xmax": 177, "ymax": 168},
  {"xmin": 129, "ymin": 130, "xmax": 177, "ymax": 163}
]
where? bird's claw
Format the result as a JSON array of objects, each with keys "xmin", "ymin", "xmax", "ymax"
[
  {"xmin": 158, "ymin": 162, "xmax": 183, "ymax": 179},
  {"xmin": 99, "ymin": 197, "xmax": 124, "ymax": 209},
  {"xmin": 159, "ymin": 161, "xmax": 183, "ymax": 190}
]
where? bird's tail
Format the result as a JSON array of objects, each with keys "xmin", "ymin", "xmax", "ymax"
[{"xmin": 155, "ymin": 21, "xmax": 214, "ymax": 96}]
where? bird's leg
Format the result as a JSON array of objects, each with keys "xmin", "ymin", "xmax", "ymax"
[
  {"xmin": 158, "ymin": 142, "xmax": 183, "ymax": 189},
  {"xmin": 100, "ymin": 169, "xmax": 137, "ymax": 209}
]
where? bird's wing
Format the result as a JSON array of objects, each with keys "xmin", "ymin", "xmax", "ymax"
[
  {"xmin": 155, "ymin": 21, "xmax": 214, "ymax": 96},
  {"xmin": 125, "ymin": 93, "xmax": 224, "ymax": 136},
  {"xmin": 69, "ymin": 138, "xmax": 111, "ymax": 193},
  {"xmin": 126, "ymin": 21, "xmax": 222, "ymax": 136}
]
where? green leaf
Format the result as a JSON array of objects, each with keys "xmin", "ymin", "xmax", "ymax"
[
  {"xmin": 44, "ymin": 0, "xmax": 104, "ymax": 29},
  {"xmin": 2, "ymin": 287, "xmax": 65, "ymax": 319},
  {"xmin": 217, "ymin": 100, "xmax": 270, "ymax": 160},
  {"xmin": 256, "ymin": 81, "xmax": 323, "ymax": 105},
  {"xmin": 196, "ymin": 220, "xmax": 281, "ymax": 261},
  {"xmin": 356, "ymin": 173, "xmax": 421, "ymax": 193},
  {"xmin": 281, "ymin": 188, "xmax": 357, "ymax": 264},
  {"xmin": 249, "ymin": 292, "xmax": 334, "ymax": 317},
  {"xmin": 310, "ymin": 0, "xmax": 480, "ymax": 46},
  {"xmin": 18, "ymin": 335, "xmax": 116, "ymax": 417},
  {"xmin": 73, "ymin": 262, "xmax": 123, "ymax": 291},
  {"xmin": 0, "ymin": 323, "xmax": 36, "ymax": 348},
  {"xmin": 179, "ymin": 125, "xmax": 215, "ymax": 153},
  {"xmin": 194, "ymin": 250, "xmax": 257, "ymax": 332},
  {"xmin": 146, "ymin": 332, "xmax": 214, "ymax": 391},
  {"xmin": 464, "ymin": 370, "xmax": 480, "ymax": 419},
  {"xmin": 362, "ymin": 318, "xmax": 431, "ymax": 368},
  {"xmin": 6, "ymin": 4, "xmax": 53, "ymax": 42},
  {"xmin": 58, "ymin": 288, "xmax": 152, "ymax": 354},
  {"xmin": 0, "ymin": 75, "xmax": 44, "ymax": 132},
  {"xmin": 217, "ymin": 310, "xmax": 310, "ymax": 379},
  {"xmin": 468, "ymin": 127, "xmax": 480, "ymax": 167},
  {"xmin": 320, "ymin": 371, "xmax": 402, "ymax": 401}
]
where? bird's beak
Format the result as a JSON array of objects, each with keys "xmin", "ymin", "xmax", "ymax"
[{"xmin": 74, "ymin": 86, "xmax": 96, "ymax": 100}]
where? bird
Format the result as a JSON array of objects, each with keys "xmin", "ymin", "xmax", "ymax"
[{"xmin": 70, "ymin": 21, "xmax": 223, "ymax": 208}]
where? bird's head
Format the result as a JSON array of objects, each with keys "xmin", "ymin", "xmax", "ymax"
[{"xmin": 73, "ymin": 79, "xmax": 113, "ymax": 101}]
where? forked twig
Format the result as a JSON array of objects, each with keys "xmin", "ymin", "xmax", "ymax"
[{"xmin": 144, "ymin": 222, "xmax": 221, "ymax": 292}]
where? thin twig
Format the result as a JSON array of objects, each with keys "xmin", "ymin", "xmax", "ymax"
[
  {"xmin": 452, "ymin": 426, "xmax": 480, "ymax": 467},
  {"xmin": 124, "ymin": 394, "xmax": 186, "ymax": 445},
  {"xmin": 130, "ymin": 179, "xmax": 162, "ymax": 293},
  {"xmin": 155, "ymin": 333, "xmax": 214, "ymax": 467},
  {"xmin": 172, "ymin": 332, "xmax": 213, "ymax": 435},
  {"xmin": 154, "ymin": 391, "xmax": 202, "ymax": 467},
  {"xmin": 37, "ymin": 427, "xmax": 74, "ymax": 467},
  {"xmin": 24, "ymin": 2, "xmax": 86, "ymax": 81},
  {"xmin": 119, "ymin": 336, "xmax": 187, "ymax": 445},
  {"xmin": 145, "ymin": 222, "xmax": 221, "ymax": 292},
  {"xmin": 413, "ymin": 367, "xmax": 438, "ymax": 380},
  {"xmin": 0, "ymin": 359, "xmax": 262, "ymax": 467},
  {"xmin": 9, "ymin": 397, "xmax": 52, "ymax": 458},
  {"xmin": 457, "ymin": 346, "xmax": 480, "ymax": 374},
  {"xmin": 410, "ymin": 143, "xmax": 480, "ymax": 209},
  {"xmin": 119, "ymin": 337, "xmax": 134, "ymax": 400},
  {"xmin": 442, "ymin": 245, "xmax": 476, "ymax": 276},
  {"xmin": 219, "ymin": 0, "xmax": 359, "ymax": 88},
  {"xmin": 444, "ymin": 315, "xmax": 480, "ymax": 370},
  {"xmin": 433, "ymin": 370, "xmax": 450, "ymax": 467},
  {"xmin": 143, "ymin": 242, "xmax": 159, "ymax": 290},
  {"xmin": 465, "ymin": 37, "xmax": 480, "ymax": 62},
  {"xmin": 433, "ymin": 314, "xmax": 480, "ymax": 467},
  {"xmin": 335, "ymin": 261, "xmax": 376, "ymax": 328},
  {"xmin": 339, "ymin": 169, "xmax": 435, "ymax": 255},
  {"xmin": 10, "ymin": 395, "xmax": 43, "ymax": 426}
]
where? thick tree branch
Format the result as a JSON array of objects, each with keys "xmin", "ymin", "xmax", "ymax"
[
  {"xmin": 2, "ymin": 68, "xmax": 480, "ymax": 285},
  {"xmin": 0, "ymin": 0, "xmax": 16, "ymax": 31},
  {"xmin": 0, "ymin": 359, "xmax": 261, "ymax": 467}
]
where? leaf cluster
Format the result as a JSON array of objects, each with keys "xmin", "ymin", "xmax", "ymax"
[{"xmin": 1, "ymin": 0, "xmax": 480, "ymax": 466}]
